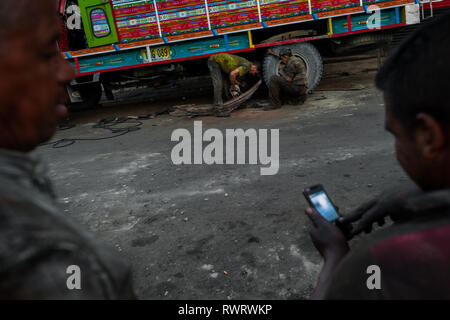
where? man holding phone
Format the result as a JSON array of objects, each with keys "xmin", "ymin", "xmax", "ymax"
[{"xmin": 306, "ymin": 14, "xmax": 450, "ymax": 299}]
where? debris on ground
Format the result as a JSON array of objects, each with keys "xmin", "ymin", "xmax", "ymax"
[
  {"xmin": 170, "ymin": 104, "xmax": 215, "ymax": 117},
  {"xmin": 246, "ymin": 99, "xmax": 270, "ymax": 109},
  {"xmin": 316, "ymin": 84, "xmax": 365, "ymax": 91},
  {"xmin": 170, "ymin": 80, "xmax": 262, "ymax": 117}
]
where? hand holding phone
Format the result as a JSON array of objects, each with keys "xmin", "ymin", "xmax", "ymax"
[
  {"xmin": 303, "ymin": 184, "xmax": 353, "ymax": 239},
  {"xmin": 303, "ymin": 185, "xmax": 340, "ymax": 223}
]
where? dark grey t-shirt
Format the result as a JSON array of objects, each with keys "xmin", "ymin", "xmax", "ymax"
[{"xmin": 0, "ymin": 149, "xmax": 135, "ymax": 299}]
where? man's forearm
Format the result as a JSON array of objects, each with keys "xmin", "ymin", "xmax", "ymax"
[
  {"xmin": 230, "ymin": 73, "xmax": 237, "ymax": 86},
  {"xmin": 268, "ymin": 49, "xmax": 279, "ymax": 58},
  {"xmin": 311, "ymin": 252, "xmax": 347, "ymax": 300},
  {"xmin": 279, "ymin": 69, "xmax": 290, "ymax": 82}
]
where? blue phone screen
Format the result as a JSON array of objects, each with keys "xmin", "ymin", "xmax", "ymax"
[{"xmin": 309, "ymin": 190, "xmax": 340, "ymax": 222}]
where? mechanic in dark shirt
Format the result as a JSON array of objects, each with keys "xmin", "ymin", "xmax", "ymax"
[
  {"xmin": 265, "ymin": 48, "xmax": 308, "ymax": 110},
  {"xmin": 0, "ymin": 0, "xmax": 135, "ymax": 299},
  {"xmin": 305, "ymin": 14, "xmax": 450, "ymax": 299}
]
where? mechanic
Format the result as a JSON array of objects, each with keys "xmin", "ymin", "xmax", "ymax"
[
  {"xmin": 265, "ymin": 48, "xmax": 308, "ymax": 111},
  {"xmin": 207, "ymin": 53, "xmax": 260, "ymax": 117}
]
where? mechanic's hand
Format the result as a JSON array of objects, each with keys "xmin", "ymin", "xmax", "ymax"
[
  {"xmin": 339, "ymin": 185, "xmax": 422, "ymax": 237},
  {"xmin": 267, "ymin": 48, "xmax": 278, "ymax": 57},
  {"xmin": 279, "ymin": 68, "xmax": 288, "ymax": 79},
  {"xmin": 230, "ymin": 85, "xmax": 241, "ymax": 98},
  {"xmin": 306, "ymin": 208, "xmax": 349, "ymax": 262}
]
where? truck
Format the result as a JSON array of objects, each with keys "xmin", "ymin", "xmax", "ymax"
[{"xmin": 57, "ymin": 0, "xmax": 448, "ymax": 109}]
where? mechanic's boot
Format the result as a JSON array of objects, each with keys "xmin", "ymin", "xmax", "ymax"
[
  {"xmin": 287, "ymin": 98, "xmax": 301, "ymax": 105},
  {"xmin": 214, "ymin": 104, "xmax": 230, "ymax": 117},
  {"xmin": 298, "ymin": 95, "xmax": 307, "ymax": 105},
  {"xmin": 215, "ymin": 110, "xmax": 231, "ymax": 118},
  {"xmin": 263, "ymin": 105, "xmax": 281, "ymax": 111},
  {"xmin": 251, "ymin": 101, "xmax": 270, "ymax": 109}
]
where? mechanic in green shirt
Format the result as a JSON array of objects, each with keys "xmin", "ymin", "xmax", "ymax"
[{"xmin": 207, "ymin": 53, "xmax": 260, "ymax": 117}]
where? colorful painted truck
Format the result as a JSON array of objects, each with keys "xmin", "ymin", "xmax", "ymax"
[{"xmin": 57, "ymin": 0, "xmax": 444, "ymax": 108}]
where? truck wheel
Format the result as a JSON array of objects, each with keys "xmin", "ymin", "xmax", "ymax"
[
  {"xmin": 333, "ymin": 33, "xmax": 393, "ymax": 54},
  {"xmin": 68, "ymin": 82, "xmax": 103, "ymax": 111},
  {"xmin": 263, "ymin": 42, "xmax": 323, "ymax": 93}
]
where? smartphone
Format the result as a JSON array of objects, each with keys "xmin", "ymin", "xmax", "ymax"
[{"xmin": 303, "ymin": 185, "xmax": 340, "ymax": 223}]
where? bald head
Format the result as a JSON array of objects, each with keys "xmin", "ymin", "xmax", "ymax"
[
  {"xmin": 0, "ymin": 0, "xmax": 75, "ymax": 151},
  {"xmin": 0, "ymin": 0, "xmax": 58, "ymax": 48}
]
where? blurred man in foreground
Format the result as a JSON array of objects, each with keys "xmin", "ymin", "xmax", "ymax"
[
  {"xmin": 306, "ymin": 14, "xmax": 450, "ymax": 299},
  {"xmin": 0, "ymin": 0, "xmax": 135, "ymax": 299}
]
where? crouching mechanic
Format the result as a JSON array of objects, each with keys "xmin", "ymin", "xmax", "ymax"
[
  {"xmin": 265, "ymin": 48, "xmax": 308, "ymax": 111},
  {"xmin": 306, "ymin": 14, "xmax": 450, "ymax": 299},
  {"xmin": 0, "ymin": 0, "xmax": 135, "ymax": 299},
  {"xmin": 207, "ymin": 53, "xmax": 260, "ymax": 117}
]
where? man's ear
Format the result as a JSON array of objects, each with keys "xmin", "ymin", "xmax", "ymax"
[{"xmin": 415, "ymin": 113, "xmax": 446, "ymax": 158}]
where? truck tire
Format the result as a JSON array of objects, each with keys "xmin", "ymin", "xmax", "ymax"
[
  {"xmin": 333, "ymin": 33, "xmax": 393, "ymax": 54},
  {"xmin": 263, "ymin": 42, "xmax": 323, "ymax": 93},
  {"xmin": 68, "ymin": 82, "xmax": 103, "ymax": 111}
]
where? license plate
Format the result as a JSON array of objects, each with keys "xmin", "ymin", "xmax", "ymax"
[{"xmin": 150, "ymin": 46, "xmax": 171, "ymax": 61}]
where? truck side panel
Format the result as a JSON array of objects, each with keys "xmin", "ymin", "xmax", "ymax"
[
  {"xmin": 332, "ymin": 6, "xmax": 399, "ymax": 34},
  {"xmin": 67, "ymin": 0, "xmax": 417, "ymax": 77},
  {"xmin": 78, "ymin": 0, "xmax": 415, "ymax": 47},
  {"xmin": 69, "ymin": 32, "xmax": 251, "ymax": 74}
]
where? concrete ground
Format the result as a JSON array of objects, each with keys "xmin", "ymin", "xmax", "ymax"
[{"xmin": 34, "ymin": 57, "xmax": 409, "ymax": 299}]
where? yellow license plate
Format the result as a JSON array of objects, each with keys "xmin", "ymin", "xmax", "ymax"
[{"xmin": 150, "ymin": 46, "xmax": 171, "ymax": 61}]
